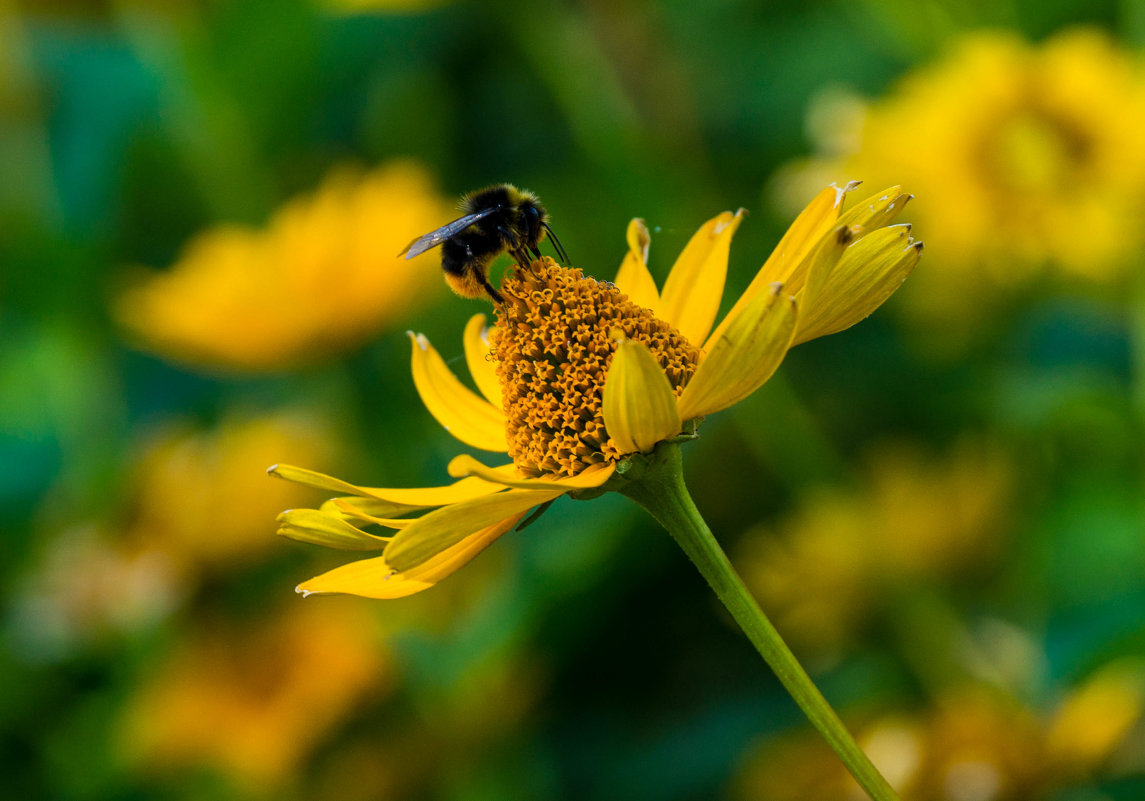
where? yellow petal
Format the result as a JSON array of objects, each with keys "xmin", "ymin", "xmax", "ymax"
[
  {"xmin": 613, "ymin": 218, "xmax": 660, "ymax": 310},
  {"xmin": 321, "ymin": 498, "xmax": 415, "ymax": 530},
  {"xmin": 448, "ymin": 454, "xmax": 616, "ymax": 491},
  {"xmin": 319, "ymin": 496, "xmax": 420, "ymax": 520},
  {"xmin": 409, "ymin": 332, "xmax": 507, "ymax": 451},
  {"xmin": 794, "ymin": 225, "xmax": 921, "ymax": 345},
  {"xmin": 296, "ymin": 512, "xmax": 527, "ymax": 599},
  {"xmin": 276, "ymin": 509, "xmax": 390, "ymax": 550},
  {"xmin": 385, "ymin": 487, "xmax": 566, "ymax": 572},
  {"xmin": 678, "ymin": 284, "xmax": 797, "ymax": 421},
  {"xmin": 463, "ymin": 313, "xmax": 503, "ymax": 409},
  {"xmin": 602, "ymin": 339, "xmax": 682, "ymax": 453},
  {"xmin": 269, "ymin": 463, "xmax": 510, "ymax": 507},
  {"xmin": 705, "ymin": 184, "xmax": 850, "ymax": 349},
  {"xmin": 659, "ymin": 210, "xmax": 744, "ymax": 345},
  {"xmin": 836, "ymin": 185, "xmax": 911, "ymax": 233}
]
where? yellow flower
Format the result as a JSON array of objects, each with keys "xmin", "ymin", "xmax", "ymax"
[
  {"xmin": 735, "ymin": 688, "xmax": 1049, "ymax": 801},
  {"xmin": 272, "ymin": 183, "xmax": 921, "ymax": 599},
  {"xmin": 779, "ymin": 28, "xmax": 1145, "ymax": 321},
  {"xmin": 9, "ymin": 411, "xmax": 336, "ymax": 654},
  {"xmin": 1047, "ymin": 657, "xmax": 1145, "ymax": 778},
  {"xmin": 735, "ymin": 669, "xmax": 1145, "ymax": 800},
  {"xmin": 738, "ymin": 440, "xmax": 1013, "ymax": 655},
  {"xmin": 121, "ymin": 602, "xmax": 386, "ymax": 789},
  {"xmin": 115, "ymin": 161, "xmax": 451, "ymax": 371},
  {"xmin": 129, "ymin": 411, "xmax": 337, "ymax": 574}
]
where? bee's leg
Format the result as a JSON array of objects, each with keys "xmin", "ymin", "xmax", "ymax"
[{"xmin": 478, "ymin": 271, "xmax": 504, "ymax": 304}]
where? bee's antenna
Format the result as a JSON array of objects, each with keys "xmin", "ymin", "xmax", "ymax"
[{"xmin": 542, "ymin": 223, "xmax": 570, "ymax": 265}]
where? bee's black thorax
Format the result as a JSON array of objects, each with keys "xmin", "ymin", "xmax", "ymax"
[
  {"xmin": 442, "ymin": 184, "xmax": 548, "ymax": 277},
  {"xmin": 422, "ymin": 183, "xmax": 554, "ymax": 303}
]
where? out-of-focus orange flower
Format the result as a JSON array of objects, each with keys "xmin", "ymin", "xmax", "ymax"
[
  {"xmin": 121, "ymin": 602, "xmax": 388, "ymax": 790},
  {"xmin": 776, "ymin": 28, "xmax": 1145, "ymax": 323},
  {"xmin": 738, "ymin": 440, "xmax": 1012, "ymax": 655},
  {"xmin": 735, "ymin": 672, "xmax": 1145, "ymax": 800},
  {"xmin": 115, "ymin": 161, "xmax": 451, "ymax": 371},
  {"xmin": 127, "ymin": 410, "xmax": 336, "ymax": 575}
]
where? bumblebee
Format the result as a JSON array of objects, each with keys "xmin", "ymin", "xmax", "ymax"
[{"xmin": 399, "ymin": 184, "xmax": 569, "ymax": 303}]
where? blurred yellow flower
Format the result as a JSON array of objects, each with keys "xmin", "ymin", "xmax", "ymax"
[
  {"xmin": 738, "ymin": 440, "xmax": 1012, "ymax": 655},
  {"xmin": 735, "ymin": 672, "xmax": 1145, "ymax": 800},
  {"xmin": 1047, "ymin": 657, "xmax": 1145, "ymax": 778},
  {"xmin": 128, "ymin": 410, "xmax": 337, "ymax": 574},
  {"xmin": 271, "ymin": 184, "xmax": 920, "ymax": 599},
  {"xmin": 778, "ymin": 28, "xmax": 1145, "ymax": 321},
  {"xmin": 11, "ymin": 525, "xmax": 181, "ymax": 657},
  {"xmin": 736, "ymin": 688, "xmax": 1045, "ymax": 801},
  {"xmin": 122, "ymin": 602, "xmax": 387, "ymax": 790},
  {"xmin": 9, "ymin": 410, "xmax": 335, "ymax": 654},
  {"xmin": 115, "ymin": 161, "xmax": 451, "ymax": 371}
]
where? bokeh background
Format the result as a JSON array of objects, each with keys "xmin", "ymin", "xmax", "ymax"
[{"xmin": 4, "ymin": 0, "xmax": 1145, "ymax": 799}]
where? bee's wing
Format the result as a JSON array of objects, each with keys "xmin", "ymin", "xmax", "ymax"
[{"xmin": 398, "ymin": 208, "xmax": 499, "ymax": 259}]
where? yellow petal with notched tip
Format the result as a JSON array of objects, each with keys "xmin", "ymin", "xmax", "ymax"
[
  {"xmin": 613, "ymin": 218, "xmax": 660, "ymax": 311},
  {"xmin": 678, "ymin": 284, "xmax": 797, "ymax": 421},
  {"xmin": 602, "ymin": 339, "xmax": 682, "ymax": 453},
  {"xmin": 836, "ymin": 186, "xmax": 911, "ymax": 233},
  {"xmin": 659, "ymin": 210, "xmax": 743, "ymax": 345},
  {"xmin": 385, "ymin": 487, "xmax": 566, "ymax": 572},
  {"xmin": 705, "ymin": 184, "xmax": 850, "ymax": 350},
  {"xmin": 269, "ymin": 463, "xmax": 511, "ymax": 506},
  {"xmin": 409, "ymin": 332, "xmax": 507, "ymax": 451},
  {"xmin": 296, "ymin": 512, "xmax": 527, "ymax": 599},
  {"xmin": 779, "ymin": 222, "xmax": 856, "ymax": 327},
  {"xmin": 463, "ymin": 313, "xmax": 503, "ymax": 409},
  {"xmin": 447, "ymin": 454, "xmax": 616, "ymax": 490},
  {"xmin": 276, "ymin": 508, "xmax": 390, "ymax": 550},
  {"xmin": 794, "ymin": 225, "xmax": 921, "ymax": 345}
]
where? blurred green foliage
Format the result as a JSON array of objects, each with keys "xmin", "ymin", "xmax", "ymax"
[{"xmin": 3, "ymin": 0, "xmax": 1145, "ymax": 799}]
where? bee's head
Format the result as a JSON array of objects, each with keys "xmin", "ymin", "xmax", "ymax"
[{"xmin": 519, "ymin": 197, "xmax": 548, "ymax": 247}]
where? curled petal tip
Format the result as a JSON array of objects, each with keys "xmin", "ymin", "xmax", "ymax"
[
  {"xmin": 267, "ymin": 464, "xmax": 280, "ymax": 476},
  {"xmin": 406, "ymin": 330, "xmax": 431, "ymax": 350}
]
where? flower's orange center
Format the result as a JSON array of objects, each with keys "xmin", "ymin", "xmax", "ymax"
[{"xmin": 490, "ymin": 258, "xmax": 701, "ymax": 478}]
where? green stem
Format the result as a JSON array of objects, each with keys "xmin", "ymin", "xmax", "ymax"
[{"xmin": 619, "ymin": 442, "xmax": 900, "ymax": 801}]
